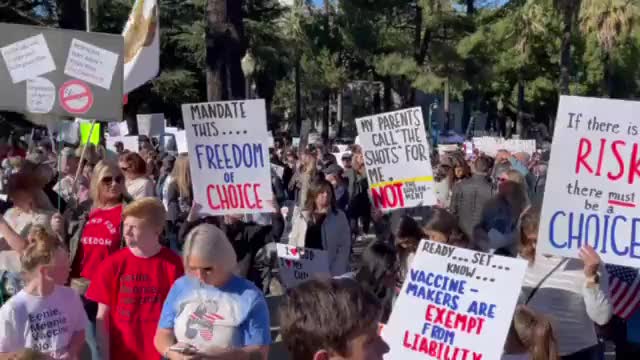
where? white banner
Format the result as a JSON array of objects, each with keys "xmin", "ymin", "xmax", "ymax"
[
  {"xmin": 181, "ymin": 99, "xmax": 274, "ymax": 215},
  {"xmin": 472, "ymin": 137, "xmax": 536, "ymax": 156},
  {"xmin": 276, "ymin": 244, "xmax": 329, "ymax": 288},
  {"xmin": 106, "ymin": 135, "xmax": 138, "ymax": 152},
  {"xmin": 383, "ymin": 240, "xmax": 527, "ymax": 360},
  {"xmin": 356, "ymin": 107, "xmax": 436, "ymax": 211},
  {"xmin": 137, "ymin": 113, "xmax": 165, "ymax": 136},
  {"xmin": 539, "ymin": 96, "xmax": 640, "ymax": 267}
]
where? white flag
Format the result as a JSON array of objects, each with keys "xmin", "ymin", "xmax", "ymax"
[{"xmin": 123, "ymin": 0, "xmax": 160, "ymax": 94}]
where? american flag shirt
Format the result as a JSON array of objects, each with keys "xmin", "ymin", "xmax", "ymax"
[{"xmin": 605, "ymin": 264, "xmax": 640, "ymax": 320}]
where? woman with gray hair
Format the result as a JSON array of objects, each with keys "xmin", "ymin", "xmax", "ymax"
[{"xmin": 154, "ymin": 224, "xmax": 271, "ymax": 360}]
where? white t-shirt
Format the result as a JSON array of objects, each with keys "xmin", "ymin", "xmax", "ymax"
[
  {"xmin": 126, "ymin": 177, "xmax": 155, "ymax": 200},
  {"xmin": 0, "ymin": 285, "xmax": 89, "ymax": 358}
]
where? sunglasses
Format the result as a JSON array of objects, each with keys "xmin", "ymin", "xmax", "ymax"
[
  {"xmin": 120, "ymin": 167, "xmax": 130, "ymax": 172},
  {"xmin": 102, "ymin": 175, "xmax": 124, "ymax": 185}
]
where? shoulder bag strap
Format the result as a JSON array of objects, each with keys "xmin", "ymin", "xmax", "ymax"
[{"xmin": 525, "ymin": 258, "xmax": 568, "ymax": 305}]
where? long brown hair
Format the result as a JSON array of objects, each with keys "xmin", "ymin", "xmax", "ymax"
[
  {"xmin": 424, "ymin": 208, "xmax": 470, "ymax": 249},
  {"xmin": 303, "ymin": 180, "xmax": 336, "ymax": 214},
  {"xmin": 499, "ymin": 169, "xmax": 529, "ymax": 220},
  {"xmin": 394, "ymin": 216, "xmax": 426, "ymax": 256},
  {"xmin": 171, "ymin": 154, "xmax": 192, "ymax": 198},
  {"xmin": 518, "ymin": 207, "xmax": 540, "ymax": 262},
  {"xmin": 510, "ymin": 305, "xmax": 560, "ymax": 360}
]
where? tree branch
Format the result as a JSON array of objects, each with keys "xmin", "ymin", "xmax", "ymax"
[{"xmin": 0, "ymin": 3, "xmax": 47, "ymax": 26}]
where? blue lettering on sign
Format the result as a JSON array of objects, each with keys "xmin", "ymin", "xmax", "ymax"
[
  {"xmin": 194, "ymin": 143, "xmax": 265, "ymax": 170},
  {"xmin": 548, "ymin": 210, "xmax": 640, "ymax": 259}
]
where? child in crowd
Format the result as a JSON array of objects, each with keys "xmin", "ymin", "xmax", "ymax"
[
  {"xmin": 503, "ymin": 305, "xmax": 560, "ymax": 360},
  {"xmin": 279, "ymin": 278, "xmax": 389, "ymax": 360},
  {"xmin": 0, "ymin": 227, "xmax": 88, "ymax": 359},
  {"xmin": 86, "ymin": 198, "xmax": 183, "ymax": 360}
]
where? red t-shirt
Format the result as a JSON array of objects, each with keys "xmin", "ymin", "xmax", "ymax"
[
  {"xmin": 72, "ymin": 205, "xmax": 123, "ymax": 280},
  {"xmin": 86, "ymin": 247, "xmax": 184, "ymax": 360}
]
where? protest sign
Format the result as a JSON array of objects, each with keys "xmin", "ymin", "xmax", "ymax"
[
  {"xmin": 383, "ymin": 239, "xmax": 526, "ymax": 360},
  {"xmin": 0, "ymin": 23, "xmax": 123, "ymax": 121},
  {"xmin": 79, "ymin": 121, "xmax": 100, "ymax": 145},
  {"xmin": 539, "ymin": 96, "xmax": 640, "ymax": 267},
  {"xmin": 356, "ymin": 107, "xmax": 436, "ymax": 211},
  {"xmin": 137, "ymin": 113, "xmax": 165, "ymax": 136},
  {"xmin": 181, "ymin": 99, "xmax": 273, "ymax": 215},
  {"xmin": 174, "ymin": 131, "xmax": 188, "ymax": 153},
  {"xmin": 106, "ymin": 136, "xmax": 138, "ymax": 153},
  {"xmin": 472, "ymin": 137, "xmax": 536, "ymax": 156},
  {"xmin": 276, "ymin": 244, "xmax": 330, "ymax": 288}
]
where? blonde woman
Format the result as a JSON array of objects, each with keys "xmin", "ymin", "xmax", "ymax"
[
  {"xmin": 503, "ymin": 305, "xmax": 560, "ymax": 360},
  {"xmin": 154, "ymin": 224, "xmax": 270, "ymax": 360},
  {"xmin": 0, "ymin": 228, "xmax": 88, "ymax": 359},
  {"xmin": 166, "ymin": 155, "xmax": 192, "ymax": 224}
]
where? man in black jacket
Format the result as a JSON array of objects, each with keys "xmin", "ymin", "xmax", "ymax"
[{"xmin": 450, "ymin": 155, "xmax": 493, "ymax": 238}]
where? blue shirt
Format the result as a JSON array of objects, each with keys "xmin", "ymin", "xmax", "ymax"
[{"xmin": 158, "ymin": 275, "xmax": 271, "ymax": 349}]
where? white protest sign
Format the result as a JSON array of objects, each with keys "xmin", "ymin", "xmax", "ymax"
[
  {"xmin": 383, "ymin": 239, "xmax": 526, "ymax": 360},
  {"xmin": 137, "ymin": 113, "xmax": 165, "ymax": 136},
  {"xmin": 166, "ymin": 127, "xmax": 179, "ymax": 134},
  {"xmin": 276, "ymin": 244, "xmax": 330, "ymax": 288},
  {"xmin": 64, "ymin": 38, "xmax": 119, "ymax": 90},
  {"xmin": 106, "ymin": 136, "xmax": 138, "ymax": 152},
  {"xmin": 539, "ymin": 96, "xmax": 640, "ymax": 267},
  {"xmin": 292, "ymin": 137, "xmax": 300, "ymax": 147},
  {"xmin": 174, "ymin": 131, "xmax": 188, "ymax": 153},
  {"xmin": 26, "ymin": 77, "xmax": 56, "ymax": 114},
  {"xmin": 107, "ymin": 121, "xmax": 128, "ymax": 137},
  {"xmin": 1, "ymin": 34, "xmax": 56, "ymax": 84},
  {"xmin": 181, "ymin": 99, "xmax": 274, "ymax": 215},
  {"xmin": 472, "ymin": 137, "xmax": 536, "ymax": 157},
  {"xmin": 356, "ymin": 107, "xmax": 436, "ymax": 211}
]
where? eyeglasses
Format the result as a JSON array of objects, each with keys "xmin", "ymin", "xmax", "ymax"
[
  {"xmin": 120, "ymin": 167, "xmax": 130, "ymax": 172},
  {"xmin": 101, "ymin": 176, "xmax": 124, "ymax": 185}
]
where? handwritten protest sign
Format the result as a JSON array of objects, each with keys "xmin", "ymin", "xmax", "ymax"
[
  {"xmin": 383, "ymin": 240, "xmax": 526, "ymax": 360},
  {"xmin": 539, "ymin": 96, "xmax": 640, "ymax": 267},
  {"xmin": 276, "ymin": 244, "xmax": 329, "ymax": 288},
  {"xmin": 181, "ymin": 99, "xmax": 273, "ymax": 215},
  {"xmin": 356, "ymin": 107, "xmax": 436, "ymax": 211},
  {"xmin": 0, "ymin": 23, "xmax": 123, "ymax": 121}
]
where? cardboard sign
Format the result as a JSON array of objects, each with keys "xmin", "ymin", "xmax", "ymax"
[
  {"xmin": 276, "ymin": 244, "xmax": 330, "ymax": 288},
  {"xmin": 137, "ymin": 113, "xmax": 165, "ymax": 136},
  {"xmin": 174, "ymin": 130, "xmax": 188, "ymax": 153},
  {"xmin": 181, "ymin": 99, "xmax": 274, "ymax": 215},
  {"xmin": 383, "ymin": 240, "xmax": 527, "ymax": 360},
  {"xmin": 0, "ymin": 23, "xmax": 123, "ymax": 121},
  {"xmin": 106, "ymin": 135, "xmax": 138, "ymax": 152},
  {"xmin": 539, "ymin": 96, "xmax": 640, "ymax": 267},
  {"xmin": 356, "ymin": 107, "xmax": 436, "ymax": 211}
]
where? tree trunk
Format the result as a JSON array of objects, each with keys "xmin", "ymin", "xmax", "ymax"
[
  {"xmin": 336, "ymin": 90, "xmax": 343, "ymax": 139},
  {"xmin": 58, "ymin": 0, "xmax": 85, "ymax": 30},
  {"xmin": 559, "ymin": 6, "xmax": 574, "ymax": 95},
  {"xmin": 517, "ymin": 78, "xmax": 525, "ymax": 136},
  {"xmin": 383, "ymin": 78, "xmax": 392, "ymax": 111},
  {"xmin": 322, "ymin": 90, "xmax": 330, "ymax": 144},
  {"xmin": 206, "ymin": 0, "xmax": 246, "ymax": 101},
  {"xmin": 295, "ymin": 61, "xmax": 302, "ymax": 135},
  {"xmin": 466, "ymin": 0, "xmax": 475, "ymax": 15}
]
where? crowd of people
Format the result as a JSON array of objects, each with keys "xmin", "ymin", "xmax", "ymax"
[{"xmin": 0, "ymin": 132, "xmax": 637, "ymax": 360}]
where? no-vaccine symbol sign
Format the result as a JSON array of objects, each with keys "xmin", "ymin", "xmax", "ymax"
[{"xmin": 59, "ymin": 79, "xmax": 94, "ymax": 115}]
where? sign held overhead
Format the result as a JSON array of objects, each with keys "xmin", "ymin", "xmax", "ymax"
[{"xmin": 0, "ymin": 23, "xmax": 124, "ymax": 122}]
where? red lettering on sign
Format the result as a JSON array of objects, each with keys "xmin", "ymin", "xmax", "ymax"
[
  {"xmin": 371, "ymin": 183, "xmax": 405, "ymax": 209},
  {"xmin": 575, "ymin": 137, "xmax": 640, "ymax": 184},
  {"xmin": 207, "ymin": 183, "xmax": 263, "ymax": 211}
]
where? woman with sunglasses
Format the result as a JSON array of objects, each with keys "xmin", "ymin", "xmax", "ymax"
[
  {"xmin": 68, "ymin": 161, "xmax": 128, "ymax": 360},
  {"xmin": 119, "ymin": 152, "xmax": 155, "ymax": 200}
]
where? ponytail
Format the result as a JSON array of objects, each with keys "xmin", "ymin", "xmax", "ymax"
[
  {"xmin": 20, "ymin": 226, "xmax": 62, "ymax": 273},
  {"xmin": 513, "ymin": 305, "xmax": 560, "ymax": 360}
]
